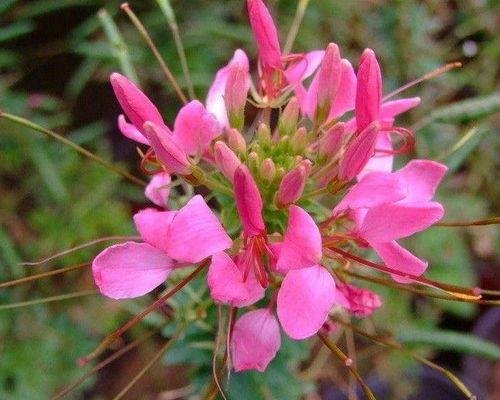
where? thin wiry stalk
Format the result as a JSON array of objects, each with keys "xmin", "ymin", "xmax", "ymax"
[
  {"xmin": 0, "ymin": 263, "xmax": 89, "ymax": 289},
  {"xmin": 111, "ymin": 326, "xmax": 183, "ymax": 400},
  {"xmin": 98, "ymin": 8, "xmax": 139, "ymax": 83},
  {"xmin": 434, "ymin": 216, "xmax": 500, "ymax": 227},
  {"xmin": 212, "ymin": 305, "xmax": 229, "ymax": 400},
  {"xmin": 21, "ymin": 236, "xmax": 141, "ymax": 266},
  {"xmin": 283, "ymin": 0, "xmax": 310, "ymax": 55},
  {"xmin": 345, "ymin": 326, "xmax": 359, "ymax": 400},
  {"xmin": 155, "ymin": 0, "xmax": 195, "ymax": 99},
  {"xmin": 120, "ymin": 3, "xmax": 188, "ymax": 104},
  {"xmin": 0, "ymin": 290, "xmax": 98, "ymax": 311},
  {"xmin": 317, "ymin": 332, "xmax": 377, "ymax": 400},
  {"xmin": 52, "ymin": 327, "xmax": 162, "ymax": 400},
  {"xmin": 332, "ymin": 317, "xmax": 477, "ymax": 400},
  {"xmin": 0, "ymin": 112, "xmax": 147, "ymax": 187},
  {"xmin": 79, "ymin": 262, "xmax": 206, "ymax": 365}
]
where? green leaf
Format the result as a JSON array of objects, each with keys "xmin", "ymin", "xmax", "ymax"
[{"xmin": 397, "ymin": 329, "xmax": 500, "ymax": 361}]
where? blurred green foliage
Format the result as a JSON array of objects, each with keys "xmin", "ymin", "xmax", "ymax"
[{"xmin": 0, "ymin": 0, "xmax": 498, "ymax": 399}]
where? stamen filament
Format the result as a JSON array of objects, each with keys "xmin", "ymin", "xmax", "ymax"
[{"xmin": 283, "ymin": 0, "xmax": 311, "ymax": 55}]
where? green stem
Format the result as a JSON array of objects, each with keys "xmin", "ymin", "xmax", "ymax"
[
  {"xmin": 190, "ymin": 165, "xmax": 234, "ymax": 196},
  {"xmin": 0, "ymin": 112, "xmax": 146, "ymax": 187},
  {"xmin": 283, "ymin": 0, "xmax": 310, "ymax": 55},
  {"xmin": 0, "ymin": 290, "xmax": 97, "ymax": 311}
]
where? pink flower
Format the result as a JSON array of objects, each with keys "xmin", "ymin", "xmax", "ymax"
[
  {"xmin": 337, "ymin": 283, "xmax": 382, "ymax": 317},
  {"xmin": 231, "ymin": 308, "xmax": 281, "ymax": 372},
  {"xmin": 145, "ymin": 172, "xmax": 171, "ymax": 207},
  {"xmin": 334, "ymin": 160, "xmax": 447, "ymax": 281},
  {"xmin": 92, "ymin": 195, "xmax": 232, "ymax": 299}
]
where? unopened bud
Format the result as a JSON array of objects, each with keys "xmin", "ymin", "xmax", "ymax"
[
  {"xmin": 260, "ymin": 158, "xmax": 276, "ymax": 183},
  {"xmin": 256, "ymin": 123, "xmax": 271, "ymax": 144},
  {"xmin": 314, "ymin": 43, "xmax": 342, "ymax": 124},
  {"xmin": 214, "ymin": 141, "xmax": 241, "ymax": 182},
  {"xmin": 276, "ymin": 164, "xmax": 309, "ymax": 207},
  {"xmin": 319, "ymin": 122, "xmax": 345, "ymax": 161},
  {"xmin": 225, "ymin": 63, "xmax": 250, "ymax": 130},
  {"xmin": 279, "ymin": 97, "xmax": 300, "ymax": 136},
  {"xmin": 248, "ymin": 151, "xmax": 259, "ymax": 169},
  {"xmin": 227, "ymin": 128, "xmax": 247, "ymax": 154},
  {"xmin": 291, "ymin": 127, "xmax": 308, "ymax": 153}
]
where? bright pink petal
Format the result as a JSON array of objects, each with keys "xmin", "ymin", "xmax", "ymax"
[
  {"xmin": 142, "ymin": 122, "xmax": 191, "ymax": 175},
  {"xmin": 355, "ymin": 49, "xmax": 382, "ymax": 131},
  {"xmin": 118, "ymin": 115, "xmax": 149, "ymax": 145},
  {"xmin": 334, "ymin": 171, "xmax": 406, "ymax": 214},
  {"xmin": 172, "ymin": 100, "xmax": 221, "ymax": 156},
  {"xmin": 165, "ymin": 195, "xmax": 232, "ymax": 263},
  {"xmin": 277, "ymin": 265, "xmax": 338, "ymax": 340},
  {"xmin": 207, "ymin": 252, "xmax": 264, "ymax": 307},
  {"xmin": 92, "ymin": 241, "xmax": 174, "ymax": 299},
  {"xmin": 276, "ymin": 206, "xmax": 322, "ymax": 272},
  {"xmin": 359, "ymin": 202, "xmax": 444, "ymax": 242},
  {"xmin": 145, "ymin": 172, "xmax": 171, "ymax": 207},
  {"xmin": 372, "ymin": 240, "xmax": 428, "ymax": 281},
  {"xmin": 110, "ymin": 73, "xmax": 167, "ymax": 132},
  {"xmin": 284, "ymin": 50, "xmax": 325, "ymax": 85},
  {"xmin": 395, "ymin": 160, "xmax": 447, "ymax": 202},
  {"xmin": 358, "ymin": 132, "xmax": 393, "ymax": 178},
  {"xmin": 329, "ymin": 59, "xmax": 357, "ymax": 119},
  {"xmin": 380, "ymin": 97, "xmax": 421, "ymax": 120},
  {"xmin": 234, "ymin": 165, "xmax": 265, "ymax": 236},
  {"xmin": 134, "ymin": 208, "xmax": 176, "ymax": 251},
  {"xmin": 231, "ymin": 309, "xmax": 281, "ymax": 372},
  {"xmin": 206, "ymin": 49, "xmax": 250, "ymax": 128}
]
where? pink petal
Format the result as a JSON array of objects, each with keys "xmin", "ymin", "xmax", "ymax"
[
  {"xmin": 234, "ymin": 165, "xmax": 265, "ymax": 237},
  {"xmin": 358, "ymin": 132, "xmax": 393, "ymax": 178},
  {"xmin": 277, "ymin": 265, "xmax": 338, "ymax": 339},
  {"xmin": 172, "ymin": 100, "xmax": 221, "ymax": 156},
  {"xmin": 276, "ymin": 206, "xmax": 322, "ymax": 272},
  {"xmin": 337, "ymin": 283, "xmax": 382, "ymax": 317},
  {"xmin": 380, "ymin": 97, "xmax": 421, "ymax": 120},
  {"xmin": 231, "ymin": 308, "xmax": 281, "ymax": 372},
  {"xmin": 118, "ymin": 115, "xmax": 149, "ymax": 145},
  {"xmin": 207, "ymin": 252, "xmax": 264, "ymax": 307},
  {"xmin": 359, "ymin": 202, "xmax": 444, "ymax": 242},
  {"xmin": 134, "ymin": 208, "xmax": 176, "ymax": 251},
  {"xmin": 213, "ymin": 141, "xmax": 242, "ymax": 182},
  {"xmin": 92, "ymin": 241, "xmax": 174, "ymax": 299},
  {"xmin": 284, "ymin": 50, "xmax": 325, "ymax": 85},
  {"xmin": 145, "ymin": 172, "xmax": 171, "ymax": 207},
  {"xmin": 315, "ymin": 43, "xmax": 342, "ymax": 115},
  {"xmin": 395, "ymin": 160, "xmax": 447, "ymax": 203},
  {"xmin": 372, "ymin": 240, "xmax": 428, "ymax": 281},
  {"xmin": 165, "ymin": 195, "xmax": 232, "ymax": 263},
  {"xmin": 110, "ymin": 73, "xmax": 167, "ymax": 132},
  {"xmin": 142, "ymin": 122, "xmax": 191, "ymax": 175},
  {"xmin": 334, "ymin": 171, "xmax": 406, "ymax": 214},
  {"xmin": 329, "ymin": 59, "xmax": 357, "ymax": 119},
  {"xmin": 247, "ymin": 0, "xmax": 282, "ymax": 71},
  {"xmin": 355, "ymin": 49, "xmax": 382, "ymax": 131}
]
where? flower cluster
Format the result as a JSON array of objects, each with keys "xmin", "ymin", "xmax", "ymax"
[{"xmin": 92, "ymin": 0, "xmax": 447, "ymax": 373}]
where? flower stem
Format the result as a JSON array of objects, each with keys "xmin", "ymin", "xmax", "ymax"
[
  {"xmin": 317, "ymin": 332, "xmax": 377, "ymax": 400},
  {"xmin": 121, "ymin": 3, "xmax": 188, "ymax": 104},
  {"xmin": 0, "ymin": 112, "xmax": 147, "ymax": 187},
  {"xmin": 434, "ymin": 216, "xmax": 500, "ymax": 227},
  {"xmin": 0, "ymin": 290, "xmax": 98, "ymax": 311}
]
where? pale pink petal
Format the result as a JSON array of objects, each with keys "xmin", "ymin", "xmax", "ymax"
[
  {"xmin": 358, "ymin": 132, "xmax": 393, "ymax": 178},
  {"xmin": 284, "ymin": 50, "xmax": 325, "ymax": 85},
  {"xmin": 276, "ymin": 206, "xmax": 322, "ymax": 272},
  {"xmin": 277, "ymin": 265, "xmax": 338, "ymax": 340},
  {"xmin": 355, "ymin": 49, "xmax": 382, "ymax": 131},
  {"xmin": 92, "ymin": 241, "xmax": 174, "ymax": 299},
  {"xmin": 395, "ymin": 160, "xmax": 447, "ymax": 203},
  {"xmin": 207, "ymin": 252, "xmax": 264, "ymax": 307},
  {"xmin": 165, "ymin": 195, "xmax": 232, "ymax": 263},
  {"xmin": 372, "ymin": 240, "xmax": 428, "ymax": 281},
  {"xmin": 118, "ymin": 115, "xmax": 149, "ymax": 145},
  {"xmin": 172, "ymin": 100, "xmax": 221, "ymax": 156},
  {"xmin": 133, "ymin": 208, "xmax": 176, "ymax": 251},
  {"xmin": 329, "ymin": 59, "xmax": 357, "ymax": 119},
  {"xmin": 334, "ymin": 171, "xmax": 406, "ymax": 214},
  {"xmin": 380, "ymin": 97, "xmax": 421, "ymax": 120},
  {"xmin": 234, "ymin": 165, "xmax": 266, "ymax": 236},
  {"xmin": 231, "ymin": 309, "xmax": 281, "ymax": 372},
  {"xmin": 145, "ymin": 172, "xmax": 171, "ymax": 207},
  {"xmin": 359, "ymin": 202, "xmax": 444, "ymax": 242},
  {"xmin": 110, "ymin": 73, "xmax": 167, "ymax": 131}
]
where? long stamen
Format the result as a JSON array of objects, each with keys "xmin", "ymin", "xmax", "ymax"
[{"xmin": 283, "ymin": 0, "xmax": 311, "ymax": 55}]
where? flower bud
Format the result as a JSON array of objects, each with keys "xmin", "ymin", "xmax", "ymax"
[
  {"xmin": 225, "ymin": 63, "xmax": 250, "ymax": 130},
  {"xmin": 291, "ymin": 127, "xmax": 308, "ymax": 153},
  {"xmin": 227, "ymin": 128, "xmax": 247, "ymax": 154},
  {"xmin": 256, "ymin": 123, "xmax": 271, "ymax": 145},
  {"xmin": 142, "ymin": 122, "xmax": 191, "ymax": 175},
  {"xmin": 276, "ymin": 163, "xmax": 308, "ymax": 207},
  {"xmin": 278, "ymin": 97, "xmax": 300, "ymax": 136},
  {"xmin": 145, "ymin": 172, "xmax": 171, "ymax": 208},
  {"xmin": 338, "ymin": 121, "xmax": 379, "ymax": 181},
  {"xmin": 355, "ymin": 48, "xmax": 382, "ymax": 131},
  {"xmin": 337, "ymin": 283, "xmax": 382, "ymax": 318},
  {"xmin": 248, "ymin": 151, "xmax": 259, "ymax": 170},
  {"xmin": 214, "ymin": 141, "xmax": 242, "ymax": 182},
  {"xmin": 318, "ymin": 122, "xmax": 345, "ymax": 160},
  {"xmin": 260, "ymin": 158, "xmax": 276, "ymax": 183},
  {"xmin": 314, "ymin": 43, "xmax": 342, "ymax": 124},
  {"xmin": 234, "ymin": 165, "xmax": 265, "ymax": 236}
]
